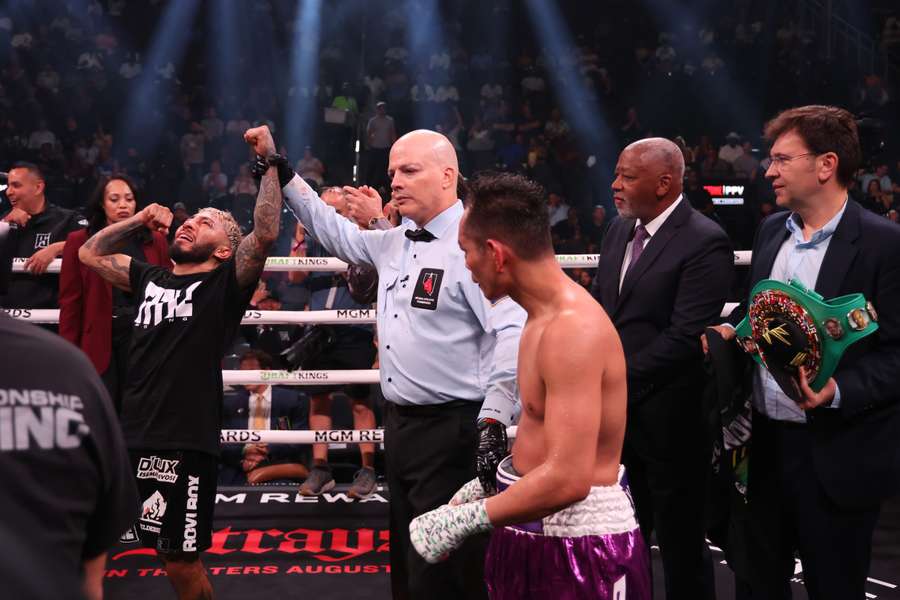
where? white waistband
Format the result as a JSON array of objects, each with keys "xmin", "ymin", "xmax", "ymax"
[{"xmin": 498, "ymin": 457, "xmax": 639, "ymax": 537}]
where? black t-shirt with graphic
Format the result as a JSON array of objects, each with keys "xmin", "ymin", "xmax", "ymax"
[
  {"xmin": 122, "ymin": 258, "xmax": 253, "ymax": 456},
  {"xmin": 0, "ymin": 313, "xmax": 139, "ymax": 585}
]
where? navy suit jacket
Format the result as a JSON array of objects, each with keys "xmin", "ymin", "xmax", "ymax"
[
  {"xmin": 219, "ymin": 387, "xmax": 309, "ymax": 484},
  {"xmin": 592, "ymin": 199, "xmax": 733, "ymax": 458},
  {"xmin": 727, "ymin": 200, "xmax": 900, "ymax": 508}
]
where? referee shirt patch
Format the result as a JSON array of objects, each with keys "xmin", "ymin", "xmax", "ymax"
[{"xmin": 411, "ymin": 268, "xmax": 444, "ymax": 310}]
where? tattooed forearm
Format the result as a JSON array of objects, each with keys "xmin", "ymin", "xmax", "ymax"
[
  {"xmin": 235, "ymin": 167, "xmax": 281, "ymax": 288},
  {"xmin": 78, "ymin": 214, "xmax": 143, "ymax": 290},
  {"xmin": 234, "ymin": 231, "xmax": 266, "ymax": 288},
  {"xmin": 253, "ymin": 167, "xmax": 282, "ymax": 245},
  {"xmin": 92, "ymin": 254, "xmax": 133, "ymax": 291},
  {"xmin": 81, "ymin": 214, "xmax": 146, "ymax": 257}
]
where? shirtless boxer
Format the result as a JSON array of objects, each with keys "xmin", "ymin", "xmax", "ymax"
[{"xmin": 409, "ymin": 172, "xmax": 650, "ymax": 599}]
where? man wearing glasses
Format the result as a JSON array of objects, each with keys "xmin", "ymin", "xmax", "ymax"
[{"xmin": 707, "ymin": 105, "xmax": 900, "ymax": 599}]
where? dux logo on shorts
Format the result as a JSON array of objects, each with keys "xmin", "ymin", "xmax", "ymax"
[
  {"xmin": 34, "ymin": 233, "xmax": 51, "ymax": 249},
  {"xmin": 135, "ymin": 280, "xmax": 202, "ymax": 328},
  {"xmin": 411, "ymin": 268, "xmax": 444, "ymax": 310},
  {"xmin": 136, "ymin": 455, "xmax": 180, "ymax": 483}
]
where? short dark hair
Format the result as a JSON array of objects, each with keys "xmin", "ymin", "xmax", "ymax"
[
  {"xmin": 763, "ymin": 105, "xmax": 861, "ymax": 187},
  {"xmin": 10, "ymin": 161, "xmax": 44, "ymax": 182},
  {"xmin": 463, "ymin": 172, "xmax": 552, "ymax": 259},
  {"xmin": 239, "ymin": 349, "xmax": 274, "ymax": 370}
]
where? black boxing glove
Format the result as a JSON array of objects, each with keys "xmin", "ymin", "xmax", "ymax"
[{"xmin": 475, "ymin": 418, "xmax": 508, "ymax": 496}]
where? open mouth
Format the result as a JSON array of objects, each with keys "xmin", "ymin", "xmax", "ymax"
[{"xmin": 176, "ymin": 232, "xmax": 194, "ymax": 243}]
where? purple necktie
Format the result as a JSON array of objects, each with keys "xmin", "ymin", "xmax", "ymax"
[{"xmin": 626, "ymin": 224, "xmax": 649, "ymax": 277}]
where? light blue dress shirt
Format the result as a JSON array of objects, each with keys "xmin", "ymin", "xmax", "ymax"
[
  {"xmin": 754, "ymin": 201, "xmax": 847, "ymax": 422},
  {"xmin": 282, "ymin": 175, "xmax": 526, "ymax": 425}
]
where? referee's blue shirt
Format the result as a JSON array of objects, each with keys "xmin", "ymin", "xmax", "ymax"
[{"xmin": 283, "ymin": 175, "xmax": 525, "ymax": 425}]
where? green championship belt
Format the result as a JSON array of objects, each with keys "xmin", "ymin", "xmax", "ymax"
[{"xmin": 735, "ymin": 279, "xmax": 878, "ymax": 400}]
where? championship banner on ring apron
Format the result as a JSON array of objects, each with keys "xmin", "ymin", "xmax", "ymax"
[{"xmin": 735, "ymin": 279, "xmax": 879, "ymax": 401}]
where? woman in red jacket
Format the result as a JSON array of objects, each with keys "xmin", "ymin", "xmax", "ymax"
[{"xmin": 59, "ymin": 174, "xmax": 170, "ymax": 413}]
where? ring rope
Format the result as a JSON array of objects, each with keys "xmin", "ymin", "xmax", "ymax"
[
  {"xmin": 223, "ymin": 369, "xmax": 380, "ymax": 386},
  {"xmin": 2, "ymin": 303, "xmax": 740, "ymax": 324},
  {"xmin": 10, "ymin": 252, "xmax": 753, "ymax": 275},
  {"xmin": 1, "ymin": 302, "xmax": 741, "ymax": 323},
  {"xmin": 219, "ymin": 426, "xmax": 518, "ymax": 445}
]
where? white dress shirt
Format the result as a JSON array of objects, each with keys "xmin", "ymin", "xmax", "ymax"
[{"xmin": 282, "ymin": 175, "xmax": 526, "ymax": 426}]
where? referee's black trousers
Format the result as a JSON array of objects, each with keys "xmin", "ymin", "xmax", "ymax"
[{"xmin": 384, "ymin": 400, "xmax": 489, "ymax": 600}]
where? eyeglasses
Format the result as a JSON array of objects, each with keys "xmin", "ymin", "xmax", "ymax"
[{"xmin": 768, "ymin": 152, "xmax": 817, "ymax": 168}]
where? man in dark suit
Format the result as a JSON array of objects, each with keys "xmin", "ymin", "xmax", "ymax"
[
  {"xmin": 706, "ymin": 105, "xmax": 900, "ymax": 599},
  {"xmin": 592, "ymin": 137, "xmax": 732, "ymax": 599},
  {"xmin": 219, "ymin": 349, "xmax": 310, "ymax": 485}
]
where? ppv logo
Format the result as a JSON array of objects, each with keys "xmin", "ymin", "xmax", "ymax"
[
  {"xmin": 141, "ymin": 491, "xmax": 167, "ymax": 525},
  {"xmin": 137, "ymin": 456, "xmax": 180, "ymax": 483},
  {"xmin": 183, "ymin": 475, "xmax": 201, "ymax": 552},
  {"xmin": 703, "ymin": 185, "xmax": 745, "ymax": 196},
  {"xmin": 135, "ymin": 281, "xmax": 202, "ymax": 327}
]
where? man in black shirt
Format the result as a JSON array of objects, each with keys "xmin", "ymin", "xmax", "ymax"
[
  {"xmin": 0, "ymin": 311, "xmax": 139, "ymax": 600},
  {"xmin": 78, "ymin": 153, "xmax": 283, "ymax": 598},
  {"xmin": 0, "ymin": 161, "xmax": 85, "ymax": 309}
]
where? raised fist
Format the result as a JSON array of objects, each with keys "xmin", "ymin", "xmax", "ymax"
[
  {"xmin": 243, "ymin": 125, "xmax": 277, "ymax": 159},
  {"xmin": 139, "ymin": 203, "xmax": 173, "ymax": 235}
]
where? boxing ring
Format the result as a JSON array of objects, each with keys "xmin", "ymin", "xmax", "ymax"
[
  {"xmin": 6, "ymin": 253, "xmax": 900, "ymax": 599},
  {"xmin": 6, "ymin": 253, "xmax": 744, "ymax": 446}
]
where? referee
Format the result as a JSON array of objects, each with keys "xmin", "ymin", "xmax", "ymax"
[{"xmin": 244, "ymin": 126, "xmax": 524, "ymax": 600}]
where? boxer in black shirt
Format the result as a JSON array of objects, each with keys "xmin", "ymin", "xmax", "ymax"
[{"xmin": 78, "ymin": 153, "xmax": 282, "ymax": 599}]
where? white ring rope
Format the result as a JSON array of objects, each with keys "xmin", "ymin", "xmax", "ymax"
[
  {"xmin": 3, "ymin": 303, "xmax": 740, "ymax": 324},
  {"xmin": 5, "ymin": 251, "xmax": 747, "ymax": 448},
  {"xmin": 219, "ymin": 426, "xmax": 518, "ymax": 445},
  {"xmin": 1, "ymin": 308, "xmax": 378, "ymax": 324},
  {"xmin": 223, "ymin": 369, "xmax": 380, "ymax": 386},
  {"xmin": 10, "ymin": 252, "xmax": 753, "ymax": 275}
]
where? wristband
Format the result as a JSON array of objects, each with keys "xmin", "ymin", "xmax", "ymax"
[{"xmin": 266, "ymin": 153, "xmax": 296, "ymax": 188}]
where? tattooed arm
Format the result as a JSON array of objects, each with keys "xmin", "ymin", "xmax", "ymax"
[
  {"xmin": 78, "ymin": 203, "xmax": 173, "ymax": 291},
  {"xmin": 234, "ymin": 164, "xmax": 281, "ymax": 289}
]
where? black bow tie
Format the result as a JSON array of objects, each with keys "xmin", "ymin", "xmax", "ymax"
[{"xmin": 405, "ymin": 228, "xmax": 436, "ymax": 243}]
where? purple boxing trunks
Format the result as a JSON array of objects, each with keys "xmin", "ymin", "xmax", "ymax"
[{"xmin": 484, "ymin": 456, "xmax": 651, "ymax": 599}]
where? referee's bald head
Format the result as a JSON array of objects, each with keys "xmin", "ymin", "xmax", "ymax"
[{"xmin": 388, "ymin": 130, "xmax": 460, "ymax": 227}]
